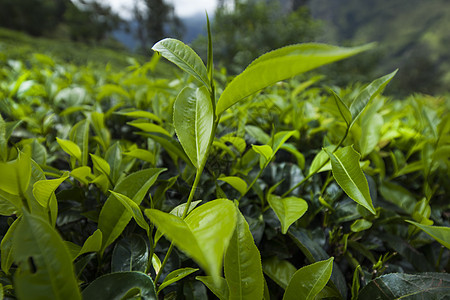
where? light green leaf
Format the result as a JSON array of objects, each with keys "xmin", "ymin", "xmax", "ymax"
[
  {"xmin": 110, "ymin": 190, "xmax": 149, "ymax": 231},
  {"xmin": 283, "ymin": 257, "xmax": 334, "ymax": 300},
  {"xmin": 124, "ymin": 149, "xmax": 156, "ymax": 165},
  {"xmin": 267, "ymin": 195, "xmax": 308, "ymax": 234},
  {"xmin": 69, "ymin": 119, "xmax": 89, "ymax": 166},
  {"xmin": 308, "ymin": 146, "xmax": 334, "ymax": 176},
  {"xmin": 350, "ymin": 219, "xmax": 372, "ymax": 232},
  {"xmin": 145, "ymin": 199, "xmax": 236, "ymax": 283},
  {"xmin": 216, "ymin": 43, "xmax": 372, "ymax": 115},
  {"xmin": 82, "ymin": 271, "xmax": 157, "ymax": 300},
  {"xmin": 0, "ymin": 148, "xmax": 32, "ymax": 196},
  {"xmin": 359, "ymin": 113, "xmax": 383, "ymax": 157},
  {"xmin": 218, "ymin": 176, "xmax": 248, "ymax": 196},
  {"xmin": 32, "ymin": 172, "xmax": 69, "ymax": 207},
  {"xmin": 112, "ymin": 235, "xmax": 148, "ymax": 273},
  {"xmin": 143, "ymin": 132, "xmax": 194, "ymax": 167},
  {"xmin": 98, "ymin": 168, "xmax": 165, "ymax": 254},
  {"xmin": 349, "ymin": 70, "xmax": 397, "ymax": 128},
  {"xmin": 224, "ymin": 206, "xmax": 264, "ymax": 300},
  {"xmin": 76, "ymin": 229, "xmax": 102, "ymax": 259},
  {"xmin": 116, "ymin": 110, "xmax": 162, "ymax": 123},
  {"xmin": 270, "ymin": 131, "xmax": 296, "ymax": 156},
  {"xmin": 128, "ymin": 121, "xmax": 171, "ymax": 137},
  {"xmin": 152, "ymin": 253, "xmax": 161, "ymax": 275},
  {"xmin": 406, "ymin": 221, "xmax": 450, "ymax": 249},
  {"xmin": 152, "ymin": 38, "xmax": 209, "ymax": 89},
  {"xmin": 159, "ymin": 268, "xmax": 199, "ymax": 292},
  {"xmin": 70, "ymin": 166, "xmax": 94, "ymax": 185},
  {"xmin": 90, "ymin": 153, "xmax": 110, "ymax": 177},
  {"xmin": 262, "ymin": 256, "xmax": 297, "ymax": 290},
  {"xmin": 252, "ymin": 145, "xmax": 273, "ymax": 168},
  {"xmin": 324, "ymin": 146, "xmax": 376, "ymax": 214},
  {"xmin": 173, "ymin": 86, "xmax": 213, "ymax": 169},
  {"xmin": 1, "ymin": 217, "xmax": 21, "ymax": 273},
  {"xmin": 56, "ymin": 137, "xmax": 81, "ymax": 162},
  {"xmin": 330, "ymin": 90, "xmax": 352, "ymax": 126},
  {"xmin": 196, "ymin": 276, "xmax": 229, "ymax": 300},
  {"xmin": 13, "ymin": 212, "xmax": 81, "ymax": 300}
]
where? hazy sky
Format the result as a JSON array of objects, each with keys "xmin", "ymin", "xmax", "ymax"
[{"xmin": 104, "ymin": 0, "xmax": 219, "ymax": 19}]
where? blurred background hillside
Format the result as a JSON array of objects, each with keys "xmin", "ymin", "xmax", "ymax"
[{"xmin": 0, "ymin": 0, "xmax": 449, "ymax": 95}]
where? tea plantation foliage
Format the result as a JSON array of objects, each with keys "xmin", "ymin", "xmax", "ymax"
[{"xmin": 0, "ymin": 36, "xmax": 449, "ymax": 299}]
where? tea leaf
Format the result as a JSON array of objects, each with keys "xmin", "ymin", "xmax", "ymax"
[
  {"xmin": 224, "ymin": 206, "xmax": 264, "ymax": 299},
  {"xmin": 1, "ymin": 217, "xmax": 20, "ymax": 273},
  {"xmin": 283, "ymin": 257, "xmax": 334, "ymax": 300},
  {"xmin": 0, "ymin": 147, "xmax": 32, "ymax": 196},
  {"xmin": 159, "ymin": 268, "xmax": 199, "ymax": 292},
  {"xmin": 13, "ymin": 211, "xmax": 81, "ymax": 300},
  {"xmin": 152, "ymin": 38, "xmax": 210, "ymax": 89},
  {"xmin": 358, "ymin": 272, "xmax": 450, "ymax": 299},
  {"xmin": 56, "ymin": 137, "xmax": 81, "ymax": 162},
  {"xmin": 109, "ymin": 190, "xmax": 149, "ymax": 232},
  {"xmin": 218, "ymin": 176, "xmax": 248, "ymax": 196},
  {"xmin": 98, "ymin": 168, "xmax": 165, "ymax": 254},
  {"xmin": 262, "ymin": 256, "xmax": 296, "ymax": 289},
  {"xmin": 406, "ymin": 221, "xmax": 450, "ymax": 249},
  {"xmin": 325, "ymin": 146, "xmax": 376, "ymax": 214},
  {"xmin": 267, "ymin": 195, "xmax": 308, "ymax": 234},
  {"xmin": 76, "ymin": 229, "xmax": 102, "ymax": 259},
  {"xmin": 196, "ymin": 276, "xmax": 229, "ymax": 300},
  {"xmin": 123, "ymin": 149, "xmax": 156, "ymax": 165},
  {"xmin": 82, "ymin": 271, "xmax": 157, "ymax": 300},
  {"xmin": 173, "ymin": 86, "xmax": 214, "ymax": 169},
  {"xmin": 330, "ymin": 90, "xmax": 352, "ymax": 126},
  {"xmin": 145, "ymin": 199, "xmax": 236, "ymax": 283},
  {"xmin": 216, "ymin": 43, "xmax": 372, "ymax": 115},
  {"xmin": 32, "ymin": 172, "xmax": 69, "ymax": 208},
  {"xmin": 112, "ymin": 235, "xmax": 148, "ymax": 273}
]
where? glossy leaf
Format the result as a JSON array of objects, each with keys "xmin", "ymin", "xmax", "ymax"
[
  {"xmin": 325, "ymin": 146, "xmax": 376, "ymax": 214},
  {"xmin": 32, "ymin": 171, "xmax": 69, "ymax": 207},
  {"xmin": 110, "ymin": 190, "xmax": 149, "ymax": 231},
  {"xmin": 152, "ymin": 38, "xmax": 209, "ymax": 89},
  {"xmin": 218, "ymin": 176, "xmax": 248, "ymax": 196},
  {"xmin": 76, "ymin": 229, "xmax": 102, "ymax": 259},
  {"xmin": 159, "ymin": 268, "xmax": 199, "ymax": 292},
  {"xmin": 13, "ymin": 212, "xmax": 81, "ymax": 300},
  {"xmin": 1, "ymin": 217, "xmax": 20, "ymax": 273},
  {"xmin": 358, "ymin": 272, "xmax": 450, "ymax": 300},
  {"xmin": 116, "ymin": 109, "xmax": 162, "ymax": 123},
  {"xmin": 69, "ymin": 119, "xmax": 89, "ymax": 166},
  {"xmin": 262, "ymin": 256, "xmax": 296, "ymax": 289},
  {"xmin": 128, "ymin": 121, "xmax": 171, "ymax": 137},
  {"xmin": 70, "ymin": 166, "xmax": 94, "ymax": 185},
  {"xmin": 56, "ymin": 137, "xmax": 81, "ymax": 162},
  {"xmin": 112, "ymin": 235, "xmax": 148, "ymax": 273},
  {"xmin": 267, "ymin": 195, "xmax": 308, "ymax": 234},
  {"xmin": 330, "ymin": 90, "xmax": 352, "ymax": 126},
  {"xmin": 308, "ymin": 146, "xmax": 334, "ymax": 176},
  {"xmin": 216, "ymin": 43, "xmax": 372, "ymax": 115},
  {"xmin": 359, "ymin": 113, "xmax": 383, "ymax": 157},
  {"xmin": 224, "ymin": 206, "xmax": 264, "ymax": 300},
  {"xmin": 0, "ymin": 148, "xmax": 31, "ymax": 196},
  {"xmin": 283, "ymin": 257, "xmax": 334, "ymax": 300},
  {"xmin": 98, "ymin": 168, "xmax": 165, "ymax": 253},
  {"xmin": 349, "ymin": 70, "xmax": 397, "ymax": 128},
  {"xmin": 173, "ymin": 86, "xmax": 213, "ymax": 169},
  {"xmin": 82, "ymin": 271, "xmax": 157, "ymax": 300},
  {"xmin": 350, "ymin": 219, "xmax": 372, "ymax": 232},
  {"xmin": 145, "ymin": 199, "xmax": 236, "ymax": 282},
  {"xmin": 143, "ymin": 132, "xmax": 194, "ymax": 167},
  {"xmin": 406, "ymin": 221, "xmax": 450, "ymax": 249},
  {"xmin": 124, "ymin": 148, "xmax": 156, "ymax": 165},
  {"xmin": 90, "ymin": 153, "xmax": 111, "ymax": 176},
  {"xmin": 196, "ymin": 276, "xmax": 229, "ymax": 300}
]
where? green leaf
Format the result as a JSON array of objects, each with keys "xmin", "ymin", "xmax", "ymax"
[
  {"xmin": 252, "ymin": 145, "xmax": 273, "ymax": 168},
  {"xmin": 98, "ymin": 168, "xmax": 165, "ymax": 254},
  {"xmin": 379, "ymin": 181, "xmax": 416, "ymax": 214},
  {"xmin": 152, "ymin": 253, "xmax": 161, "ymax": 275},
  {"xmin": 13, "ymin": 212, "xmax": 81, "ymax": 300},
  {"xmin": 145, "ymin": 199, "xmax": 236, "ymax": 283},
  {"xmin": 82, "ymin": 271, "xmax": 157, "ymax": 300},
  {"xmin": 128, "ymin": 121, "xmax": 171, "ymax": 137},
  {"xmin": 116, "ymin": 109, "xmax": 162, "ymax": 123},
  {"xmin": 143, "ymin": 132, "xmax": 194, "ymax": 167},
  {"xmin": 349, "ymin": 70, "xmax": 397, "ymax": 128},
  {"xmin": 330, "ymin": 90, "xmax": 352, "ymax": 126},
  {"xmin": 90, "ymin": 153, "xmax": 111, "ymax": 177},
  {"xmin": 218, "ymin": 176, "xmax": 248, "ymax": 196},
  {"xmin": 324, "ymin": 146, "xmax": 376, "ymax": 214},
  {"xmin": 283, "ymin": 257, "xmax": 334, "ymax": 300},
  {"xmin": 70, "ymin": 166, "xmax": 94, "ymax": 185},
  {"xmin": 124, "ymin": 149, "xmax": 156, "ymax": 165},
  {"xmin": 69, "ymin": 119, "xmax": 89, "ymax": 166},
  {"xmin": 112, "ymin": 235, "xmax": 148, "ymax": 273},
  {"xmin": 196, "ymin": 276, "xmax": 229, "ymax": 300},
  {"xmin": 350, "ymin": 219, "xmax": 372, "ymax": 232},
  {"xmin": 32, "ymin": 172, "xmax": 69, "ymax": 207},
  {"xmin": 159, "ymin": 268, "xmax": 199, "ymax": 292},
  {"xmin": 358, "ymin": 272, "xmax": 450, "ymax": 300},
  {"xmin": 270, "ymin": 131, "xmax": 296, "ymax": 156},
  {"xmin": 224, "ymin": 206, "xmax": 264, "ymax": 300},
  {"xmin": 109, "ymin": 190, "xmax": 149, "ymax": 232},
  {"xmin": 308, "ymin": 146, "xmax": 334, "ymax": 176},
  {"xmin": 56, "ymin": 137, "xmax": 81, "ymax": 162},
  {"xmin": 406, "ymin": 221, "xmax": 450, "ymax": 249},
  {"xmin": 152, "ymin": 38, "xmax": 210, "ymax": 89},
  {"xmin": 216, "ymin": 43, "xmax": 372, "ymax": 115},
  {"xmin": 0, "ymin": 147, "xmax": 32, "ymax": 196},
  {"xmin": 359, "ymin": 113, "xmax": 383, "ymax": 157},
  {"xmin": 173, "ymin": 86, "xmax": 214, "ymax": 169},
  {"xmin": 262, "ymin": 256, "xmax": 297, "ymax": 290},
  {"xmin": 1, "ymin": 217, "xmax": 21, "ymax": 273},
  {"xmin": 76, "ymin": 229, "xmax": 102, "ymax": 259},
  {"xmin": 267, "ymin": 195, "xmax": 308, "ymax": 234}
]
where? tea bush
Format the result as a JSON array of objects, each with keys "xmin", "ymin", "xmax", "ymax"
[{"xmin": 0, "ymin": 23, "xmax": 449, "ymax": 299}]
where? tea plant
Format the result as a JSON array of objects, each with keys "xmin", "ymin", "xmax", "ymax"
[{"xmin": 0, "ymin": 18, "xmax": 449, "ymax": 299}]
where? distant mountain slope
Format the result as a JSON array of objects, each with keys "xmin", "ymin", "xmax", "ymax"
[{"xmin": 309, "ymin": 0, "xmax": 450, "ymax": 94}]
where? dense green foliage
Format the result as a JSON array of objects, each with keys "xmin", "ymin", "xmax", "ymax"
[{"xmin": 0, "ymin": 23, "xmax": 449, "ymax": 299}]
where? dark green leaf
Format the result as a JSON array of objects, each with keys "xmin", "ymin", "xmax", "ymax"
[
  {"xmin": 112, "ymin": 235, "xmax": 148, "ymax": 273},
  {"xmin": 262, "ymin": 256, "xmax": 296, "ymax": 289}
]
